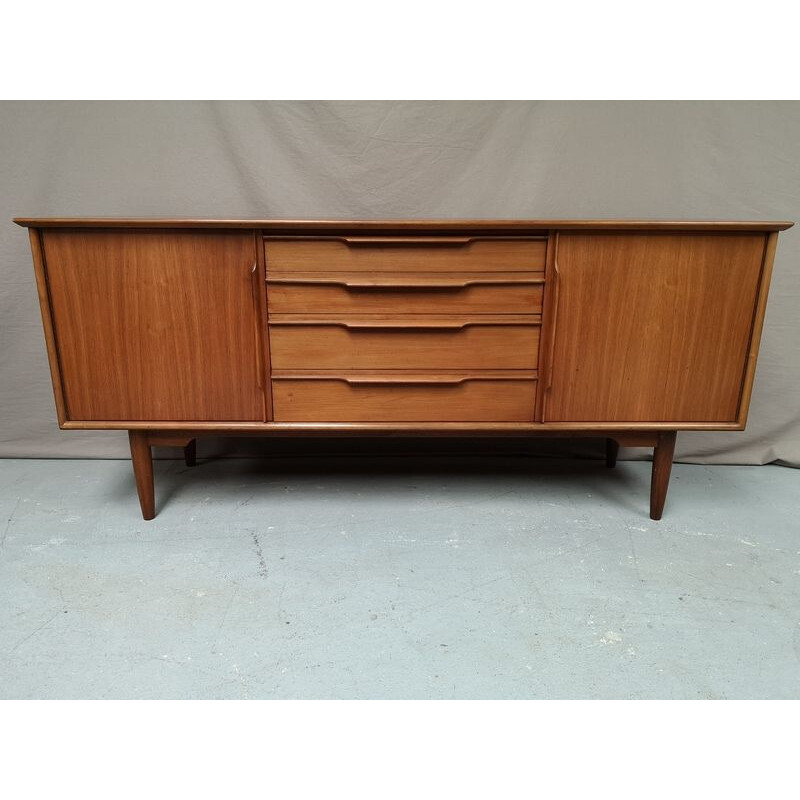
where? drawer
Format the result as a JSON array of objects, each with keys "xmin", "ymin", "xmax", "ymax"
[
  {"xmin": 267, "ymin": 272, "xmax": 544, "ymax": 314},
  {"xmin": 268, "ymin": 315, "xmax": 541, "ymax": 370},
  {"xmin": 264, "ymin": 236, "xmax": 547, "ymax": 273},
  {"xmin": 271, "ymin": 372, "xmax": 537, "ymax": 422}
]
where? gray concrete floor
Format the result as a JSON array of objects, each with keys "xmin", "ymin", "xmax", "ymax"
[{"xmin": 0, "ymin": 456, "xmax": 797, "ymax": 699}]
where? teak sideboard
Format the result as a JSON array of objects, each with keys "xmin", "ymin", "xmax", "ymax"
[{"xmin": 14, "ymin": 218, "xmax": 792, "ymax": 520}]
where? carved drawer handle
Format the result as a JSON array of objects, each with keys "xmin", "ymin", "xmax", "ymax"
[
  {"xmin": 337, "ymin": 280, "xmax": 466, "ymax": 291},
  {"xmin": 336, "ymin": 236, "xmax": 546, "ymax": 246},
  {"xmin": 342, "ymin": 321, "xmax": 470, "ymax": 331},
  {"xmin": 269, "ymin": 372, "xmax": 539, "ymax": 386},
  {"xmin": 343, "ymin": 376, "xmax": 470, "ymax": 386},
  {"xmin": 268, "ymin": 320, "xmax": 538, "ymax": 331},
  {"xmin": 340, "ymin": 236, "xmax": 474, "ymax": 246},
  {"xmin": 267, "ymin": 277, "xmax": 544, "ymax": 291}
]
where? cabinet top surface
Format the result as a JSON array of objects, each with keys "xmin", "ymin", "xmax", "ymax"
[{"xmin": 12, "ymin": 217, "xmax": 794, "ymax": 231}]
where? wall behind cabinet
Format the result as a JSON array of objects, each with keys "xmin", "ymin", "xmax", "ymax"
[{"xmin": 1, "ymin": 101, "xmax": 798, "ymax": 463}]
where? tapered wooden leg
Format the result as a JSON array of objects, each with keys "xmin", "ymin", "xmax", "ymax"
[
  {"xmin": 184, "ymin": 439, "xmax": 197, "ymax": 467},
  {"xmin": 129, "ymin": 431, "xmax": 155, "ymax": 520},
  {"xmin": 605, "ymin": 437, "xmax": 619, "ymax": 468},
  {"xmin": 650, "ymin": 431, "xmax": 677, "ymax": 520}
]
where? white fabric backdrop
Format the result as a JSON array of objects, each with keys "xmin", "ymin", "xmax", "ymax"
[{"xmin": 1, "ymin": 101, "xmax": 798, "ymax": 463}]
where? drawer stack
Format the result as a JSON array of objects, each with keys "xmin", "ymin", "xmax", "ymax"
[{"xmin": 264, "ymin": 235, "xmax": 546, "ymax": 422}]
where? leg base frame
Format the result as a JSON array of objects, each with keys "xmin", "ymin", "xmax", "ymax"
[
  {"xmin": 649, "ymin": 431, "xmax": 677, "ymax": 521},
  {"xmin": 128, "ymin": 431, "xmax": 155, "ymax": 521},
  {"xmin": 128, "ymin": 432, "xmax": 198, "ymax": 520},
  {"xmin": 604, "ymin": 431, "xmax": 678, "ymax": 520},
  {"xmin": 128, "ymin": 429, "xmax": 677, "ymax": 520}
]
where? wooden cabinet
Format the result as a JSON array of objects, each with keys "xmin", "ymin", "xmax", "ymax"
[{"xmin": 15, "ymin": 217, "xmax": 791, "ymax": 521}]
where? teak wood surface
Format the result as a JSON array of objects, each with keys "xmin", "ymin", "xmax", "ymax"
[
  {"xmin": 264, "ymin": 236, "xmax": 547, "ymax": 272},
  {"xmin": 14, "ymin": 218, "xmax": 793, "ymax": 231},
  {"xmin": 42, "ymin": 230, "xmax": 264, "ymax": 421},
  {"xmin": 15, "ymin": 218, "xmax": 792, "ymax": 520},
  {"xmin": 268, "ymin": 315, "xmax": 541, "ymax": 370},
  {"xmin": 271, "ymin": 373, "xmax": 538, "ymax": 423},
  {"xmin": 266, "ymin": 271, "xmax": 544, "ymax": 315},
  {"xmin": 544, "ymin": 233, "xmax": 769, "ymax": 423}
]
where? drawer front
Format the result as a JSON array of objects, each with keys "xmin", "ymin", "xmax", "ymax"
[
  {"xmin": 265, "ymin": 236, "xmax": 547, "ymax": 273},
  {"xmin": 267, "ymin": 272, "xmax": 544, "ymax": 314},
  {"xmin": 268, "ymin": 316, "xmax": 541, "ymax": 370},
  {"xmin": 271, "ymin": 373, "xmax": 537, "ymax": 422}
]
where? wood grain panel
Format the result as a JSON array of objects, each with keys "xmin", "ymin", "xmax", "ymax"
[
  {"xmin": 267, "ymin": 271, "xmax": 544, "ymax": 314},
  {"xmin": 268, "ymin": 315, "xmax": 541, "ymax": 370},
  {"xmin": 272, "ymin": 372, "xmax": 537, "ymax": 422},
  {"xmin": 59, "ymin": 420, "xmax": 742, "ymax": 432},
  {"xmin": 28, "ymin": 228, "xmax": 68, "ymax": 425},
  {"xmin": 264, "ymin": 237, "xmax": 547, "ymax": 272},
  {"xmin": 737, "ymin": 231, "xmax": 779, "ymax": 425},
  {"xmin": 15, "ymin": 218, "xmax": 794, "ymax": 232},
  {"xmin": 43, "ymin": 230, "xmax": 263, "ymax": 421},
  {"xmin": 544, "ymin": 233, "xmax": 767, "ymax": 422}
]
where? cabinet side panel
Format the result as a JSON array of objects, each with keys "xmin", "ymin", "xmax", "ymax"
[
  {"xmin": 545, "ymin": 233, "xmax": 767, "ymax": 423},
  {"xmin": 28, "ymin": 228, "xmax": 68, "ymax": 425},
  {"xmin": 43, "ymin": 230, "xmax": 263, "ymax": 422},
  {"xmin": 737, "ymin": 231, "xmax": 778, "ymax": 426}
]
